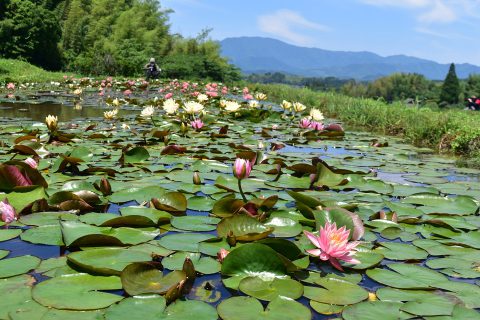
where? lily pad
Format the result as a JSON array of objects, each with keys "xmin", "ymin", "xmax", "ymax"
[
  {"xmin": 217, "ymin": 296, "xmax": 311, "ymax": 320},
  {"xmin": 32, "ymin": 273, "xmax": 123, "ymax": 310}
]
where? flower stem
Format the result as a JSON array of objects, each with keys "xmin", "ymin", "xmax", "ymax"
[{"xmin": 237, "ymin": 179, "xmax": 248, "ymax": 202}]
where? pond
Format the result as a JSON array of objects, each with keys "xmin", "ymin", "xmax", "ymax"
[{"xmin": 0, "ymin": 79, "xmax": 479, "ymax": 320}]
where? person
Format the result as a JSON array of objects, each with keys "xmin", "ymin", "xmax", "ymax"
[{"xmin": 144, "ymin": 58, "xmax": 160, "ymax": 80}]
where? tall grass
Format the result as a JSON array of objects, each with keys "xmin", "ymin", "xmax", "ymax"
[
  {"xmin": 251, "ymin": 83, "xmax": 480, "ymax": 160},
  {"xmin": 0, "ymin": 59, "xmax": 73, "ymax": 83}
]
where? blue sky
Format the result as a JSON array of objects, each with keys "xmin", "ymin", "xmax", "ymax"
[{"xmin": 162, "ymin": 0, "xmax": 479, "ymax": 65}]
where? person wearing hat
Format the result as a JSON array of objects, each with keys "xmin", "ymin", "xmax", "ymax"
[{"xmin": 144, "ymin": 57, "xmax": 161, "ymax": 80}]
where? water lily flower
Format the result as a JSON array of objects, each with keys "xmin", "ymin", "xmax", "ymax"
[
  {"xmin": 0, "ymin": 199, "xmax": 16, "ymax": 225},
  {"xmin": 73, "ymin": 88, "xmax": 83, "ymax": 95},
  {"xmin": 183, "ymin": 101, "xmax": 204, "ymax": 114},
  {"xmin": 191, "ymin": 119, "xmax": 204, "ymax": 130},
  {"xmin": 123, "ymin": 89, "xmax": 132, "ymax": 96},
  {"xmin": 193, "ymin": 171, "xmax": 201, "ymax": 185},
  {"xmin": 233, "ymin": 158, "xmax": 252, "ymax": 180},
  {"xmin": 248, "ymin": 100, "xmax": 259, "ymax": 108},
  {"xmin": 219, "ymin": 100, "xmax": 227, "ymax": 108},
  {"xmin": 121, "ymin": 123, "xmax": 130, "ymax": 130},
  {"xmin": 24, "ymin": 158, "xmax": 38, "ymax": 169},
  {"xmin": 255, "ymin": 92, "xmax": 267, "ymax": 101},
  {"xmin": 164, "ymin": 92, "xmax": 173, "ymax": 99},
  {"xmin": 293, "ymin": 102, "xmax": 307, "ymax": 112},
  {"xmin": 217, "ymin": 248, "xmax": 230, "ymax": 263},
  {"xmin": 299, "ymin": 118, "xmax": 311, "ymax": 129},
  {"xmin": 112, "ymin": 98, "xmax": 120, "ymax": 107},
  {"xmin": 45, "ymin": 115, "xmax": 58, "ymax": 132},
  {"xmin": 309, "ymin": 121, "xmax": 325, "ymax": 131},
  {"xmin": 141, "ymin": 106, "xmax": 155, "ymax": 118},
  {"xmin": 309, "ymin": 108, "xmax": 324, "ymax": 122},
  {"xmin": 104, "ymin": 109, "xmax": 118, "ymax": 120},
  {"xmin": 6, "ymin": 83, "xmax": 15, "ymax": 90},
  {"xmin": 243, "ymin": 93, "xmax": 253, "ymax": 100},
  {"xmin": 281, "ymin": 100, "xmax": 292, "ymax": 110},
  {"xmin": 162, "ymin": 98, "xmax": 179, "ymax": 114},
  {"xmin": 197, "ymin": 93, "xmax": 208, "ymax": 102},
  {"xmin": 224, "ymin": 101, "xmax": 241, "ymax": 112},
  {"xmin": 304, "ymin": 222, "xmax": 360, "ymax": 271}
]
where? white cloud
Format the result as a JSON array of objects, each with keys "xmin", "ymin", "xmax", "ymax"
[
  {"xmin": 360, "ymin": 0, "xmax": 479, "ymax": 23},
  {"xmin": 257, "ymin": 10, "xmax": 329, "ymax": 46},
  {"xmin": 418, "ymin": 1, "xmax": 456, "ymax": 23},
  {"xmin": 360, "ymin": 0, "xmax": 431, "ymax": 8}
]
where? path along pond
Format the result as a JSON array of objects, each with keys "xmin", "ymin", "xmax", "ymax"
[{"xmin": 0, "ymin": 80, "xmax": 479, "ymax": 320}]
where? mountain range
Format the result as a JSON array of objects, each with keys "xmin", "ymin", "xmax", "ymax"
[{"xmin": 219, "ymin": 37, "xmax": 480, "ymax": 80}]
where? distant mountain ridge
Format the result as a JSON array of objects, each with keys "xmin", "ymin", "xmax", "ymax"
[{"xmin": 219, "ymin": 37, "xmax": 480, "ymax": 80}]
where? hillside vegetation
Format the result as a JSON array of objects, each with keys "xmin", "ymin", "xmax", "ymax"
[{"xmin": 0, "ymin": 0, "xmax": 240, "ymax": 81}]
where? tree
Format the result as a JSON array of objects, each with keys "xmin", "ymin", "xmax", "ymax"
[
  {"xmin": 440, "ymin": 63, "xmax": 460, "ymax": 104},
  {"xmin": 465, "ymin": 74, "xmax": 480, "ymax": 97},
  {"xmin": 0, "ymin": 0, "xmax": 62, "ymax": 70}
]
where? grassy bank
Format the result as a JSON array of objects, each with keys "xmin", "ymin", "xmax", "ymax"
[
  {"xmin": 251, "ymin": 83, "xmax": 480, "ymax": 164},
  {"xmin": 0, "ymin": 59, "xmax": 73, "ymax": 83}
]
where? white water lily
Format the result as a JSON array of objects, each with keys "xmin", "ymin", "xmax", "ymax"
[
  {"xmin": 73, "ymin": 88, "xmax": 83, "ymax": 95},
  {"xmin": 141, "ymin": 106, "xmax": 155, "ymax": 118},
  {"xmin": 112, "ymin": 98, "xmax": 120, "ymax": 107},
  {"xmin": 255, "ymin": 92, "xmax": 267, "ymax": 101},
  {"xmin": 45, "ymin": 115, "xmax": 58, "ymax": 131},
  {"xmin": 197, "ymin": 93, "xmax": 208, "ymax": 102},
  {"xmin": 104, "ymin": 109, "xmax": 118, "ymax": 120},
  {"xmin": 121, "ymin": 123, "xmax": 130, "ymax": 130},
  {"xmin": 162, "ymin": 98, "xmax": 179, "ymax": 114},
  {"xmin": 309, "ymin": 108, "xmax": 324, "ymax": 122},
  {"xmin": 219, "ymin": 99, "xmax": 228, "ymax": 108},
  {"xmin": 224, "ymin": 100, "xmax": 241, "ymax": 112},
  {"xmin": 183, "ymin": 101, "xmax": 204, "ymax": 114},
  {"xmin": 281, "ymin": 100, "xmax": 292, "ymax": 110},
  {"xmin": 293, "ymin": 102, "xmax": 306, "ymax": 112},
  {"xmin": 248, "ymin": 100, "xmax": 259, "ymax": 108}
]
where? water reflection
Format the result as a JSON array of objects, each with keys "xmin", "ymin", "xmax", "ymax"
[{"xmin": 0, "ymin": 102, "xmax": 130, "ymax": 122}]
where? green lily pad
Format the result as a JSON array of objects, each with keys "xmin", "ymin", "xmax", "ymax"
[
  {"xmin": 0, "ymin": 229, "xmax": 22, "ymax": 242},
  {"xmin": 105, "ymin": 296, "xmax": 217, "ymax": 320},
  {"xmin": 217, "ymin": 214, "xmax": 273, "ymax": 241},
  {"xmin": 171, "ymin": 216, "xmax": 220, "ymax": 232},
  {"xmin": 32, "ymin": 273, "xmax": 123, "ymax": 310},
  {"xmin": 374, "ymin": 242, "xmax": 428, "ymax": 261},
  {"xmin": 67, "ymin": 248, "xmax": 153, "ymax": 275},
  {"xmin": 0, "ymin": 255, "xmax": 40, "ymax": 278},
  {"xmin": 21, "ymin": 225, "xmax": 64, "ymax": 245},
  {"xmin": 366, "ymin": 263, "xmax": 447, "ymax": 289},
  {"xmin": 304, "ymin": 277, "xmax": 368, "ymax": 305},
  {"xmin": 158, "ymin": 233, "xmax": 215, "ymax": 252},
  {"xmin": 342, "ymin": 301, "xmax": 407, "ymax": 320},
  {"xmin": 239, "ymin": 276, "xmax": 303, "ymax": 301},
  {"xmin": 162, "ymin": 252, "xmax": 220, "ymax": 274},
  {"xmin": 120, "ymin": 262, "xmax": 186, "ymax": 296},
  {"xmin": 217, "ymin": 296, "xmax": 311, "ymax": 320}
]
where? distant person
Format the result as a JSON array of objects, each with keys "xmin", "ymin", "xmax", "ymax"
[{"xmin": 144, "ymin": 58, "xmax": 160, "ymax": 80}]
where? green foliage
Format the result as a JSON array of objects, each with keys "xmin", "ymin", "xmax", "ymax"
[
  {"xmin": 0, "ymin": 58, "xmax": 72, "ymax": 83},
  {"xmin": 440, "ymin": 63, "xmax": 461, "ymax": 105},
  {"xmin": 250, "ymin": 83, "xmax": 480, "ymax": 159},
  {"xmin": 0, "ymin": 0, "xmax": 238, "ymax": 79},
  {"xmin": 465, "ymin": 74, "xmax": 480, "ymax": 97},
  {"xmin": 0, "ymin": 0, "xmax": 62, "ymax": 70}
]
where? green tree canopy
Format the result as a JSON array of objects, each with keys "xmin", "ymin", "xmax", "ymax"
[
  {"xmin": 0, "ymin": 0, "xmax": 62, "ymax": 70},
  {"xmin": 440, "ymin": 63, "xmax": 460, "ymax": 104}
]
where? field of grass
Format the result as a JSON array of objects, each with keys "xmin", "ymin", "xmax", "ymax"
[
  {"xmin": 0, "ymin": 59, "xmax": 74, "ymax": 83},
  {"xmin": 250, "ymin": 83, "xmax": 480, "ymax": 165}
]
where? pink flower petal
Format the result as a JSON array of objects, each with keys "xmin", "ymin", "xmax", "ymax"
[{"xmin": 304, "ymin": 230, "xmax": 321, "ymax": 249}]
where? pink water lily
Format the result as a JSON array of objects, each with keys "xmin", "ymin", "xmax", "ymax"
[
  {"xmin": 299, "ymin": 118, "xmax": 311, "ymax": 129},
  {"xmin": 0, "ymin": 199, "xmax": 16, "ymax": 225},
  {"xmin": 309, "ymin": 121, "xmax": 325, "ymax": 131},
  {"xmin": 191, "ymin": 119, "xmax": 204, "ymax": 130},
  {"xmin": 304, "ymin": 222, "xmax": 360, "ymax": 271},
  {"xmin": 233, "ymin": 158, "xmax": 252, "ymax": 180},
  {"xmin": 24, "ymin": 158, "xmax": 38, "ymax": 169}
]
